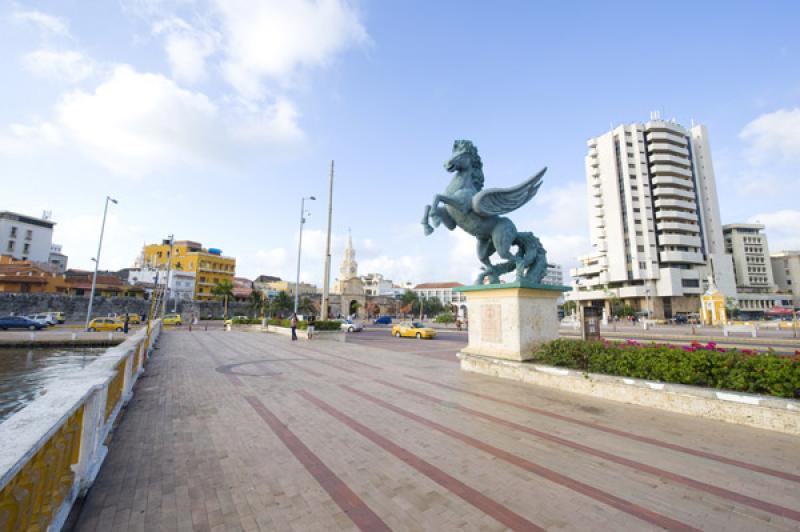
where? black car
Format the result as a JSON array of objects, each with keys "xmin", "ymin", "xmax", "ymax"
[{"xmin": 0, "ymin": 316, "xmax": 46, "ymax": 330}]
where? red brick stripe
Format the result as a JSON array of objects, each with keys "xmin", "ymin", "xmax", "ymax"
[
  {"xmin": 244, "ymin": 396, "xmax": 390, "ymax": 532},
  {"xmin": 299, "ymin": 390, "xmax": 544, "ymax": 532},
  {"xmin": 385, "ymin": 379, "xmax": 800, "ymax": 523},
  {"xmin": 341, "ymin": 384, "xmax": 699, "ymax": 531},
  {"xmin": 406, "ymin": 374, "xmax": 800, "ymax": 484}
]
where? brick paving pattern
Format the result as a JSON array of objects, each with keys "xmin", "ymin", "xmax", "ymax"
[{"xmin": 70, "ymin": 330, "xmax": 800, "ymax": 531}]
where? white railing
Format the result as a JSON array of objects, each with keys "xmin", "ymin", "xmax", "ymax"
[{"xmin": 0, "ymin": 320, "xmax": 162, "ymax": 531}]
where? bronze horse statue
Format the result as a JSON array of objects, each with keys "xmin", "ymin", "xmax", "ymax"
[{"xmin": 422, "ymin": 140, "xmax": 548, "ymax": 285}]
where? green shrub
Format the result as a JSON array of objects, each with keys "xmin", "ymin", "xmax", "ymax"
[
  {"xmin": 266, "ymin": 319, "xmax": 340, "ymax": 331},
  {"xmin": 530, "ymin": 339, "xmax": 800, "ymax": 398},
  {"xmin": 434, "ymin": 312, "xmax": 455, "ymax": 324}
]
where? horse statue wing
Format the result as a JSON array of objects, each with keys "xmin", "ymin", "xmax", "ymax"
[{"xmin": 471, "ymin": 167, "xmax": 546, "ymax": 217}]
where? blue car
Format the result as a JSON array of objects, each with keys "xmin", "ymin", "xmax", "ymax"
[
  {"xmin": 0, "ymin": 315, "xmax": 46, "ymax": 330},
  {"xmin": 373, "ymin": 316, "xmax": 392, "ymax": 325}
]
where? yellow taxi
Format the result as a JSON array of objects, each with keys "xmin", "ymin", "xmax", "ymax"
[
  {"xmin": 162, "ymin": 314, "xmax": 182, "ymax": 326},
  {"xmin": 391, "ymin": 321, "xmax": 437, "ymax": 339},
  {"xmin": 87, "ymin": 318, "xmax": 125, "ymax": 332}
]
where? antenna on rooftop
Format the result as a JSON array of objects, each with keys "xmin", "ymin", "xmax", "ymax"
[{"xmin": 42, "ymin": 210, "xmax": 52, "ymax": 220}]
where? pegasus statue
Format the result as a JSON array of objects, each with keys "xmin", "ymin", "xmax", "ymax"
[{"xmin": 422, "ymin": 140, "xmax": 548, "ymax": 285}]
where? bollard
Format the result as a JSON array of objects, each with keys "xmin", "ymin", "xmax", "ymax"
[
  {"xmin": 72, "ymin": 332, "xmax": 77, "ymax": 341},
  {"xmin": 108, "ymin": 332, "xmax": 113, "ymax": 341},
  {"xmin": 30, "ymin": 331, "xmax": 36, "ymax": 341}
]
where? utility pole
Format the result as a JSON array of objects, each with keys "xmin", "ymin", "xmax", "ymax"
[
  {"xmin": 294, "ymin": 195, "xmax": 316, "ymax": 314},
  {"xmin": 85, "ymin": 195, "xmax": 117, "ymax": 330},
  {"xmin": 160, "ymin": 235, "xmax": 174, "ymax": 319},
  {"xmin": 321, "ymin": 160, "xmax": 335, "ymax": 320}
]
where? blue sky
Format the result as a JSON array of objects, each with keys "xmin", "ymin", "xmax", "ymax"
[{"xmin": 2, "ymin": 1, "xmax": 799, "ymax": 285}]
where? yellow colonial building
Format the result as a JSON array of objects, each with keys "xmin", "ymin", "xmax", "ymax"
[{"xmin": 142, "ymin": 240, "xmax": 236, "ymax": 301}]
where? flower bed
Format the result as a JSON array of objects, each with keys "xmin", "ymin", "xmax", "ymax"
[{"xmin": 530, "ymin": 339, "xmax": 800, "ymax": 399}]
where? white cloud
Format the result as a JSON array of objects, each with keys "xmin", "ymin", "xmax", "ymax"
[
  {"xmin": 21, "ymin": 49, "xmax": 94, "ymax": 82},
  {"xmin": 57, "ymin": 213, "xmax": 148, "ymax": 271},
  {"xmin": 12, "ymin": 9, "xmax": 70, "ymax": 37},
  {"xmin": 213, "ymin": 0, "xmax": 368, "ymax": 99},
  {"xmin": 740, "ymin": 107, "xmax": 800, "ymax": 163},
  {"xmin": 153, "ymin": 17, "xmax": 218, "ymax": 84},
  {"xmin": 747, "ymin": 210, "xmax": 800, "ymax": 251},
  {"xmin": 0, "ymin": 121, "xmax": 61, "ymax": 153},
  {"xmin": 55, "ymin": 65, "xmax": 220, "ymax": 175}
]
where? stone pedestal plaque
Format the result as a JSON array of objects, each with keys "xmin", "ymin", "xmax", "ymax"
[{"xmin": 458, "ymin": 281, "xmax": 569, "ymax": 362}]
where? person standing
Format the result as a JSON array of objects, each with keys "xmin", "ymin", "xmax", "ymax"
[
  {"xmin": 123, "ymin": 313, "xmax": 130, "ymax": 335},
  {"xmin": 307, "ymin": 314, "xmax": 315, "ymax": 340},
  {"xmin": 290, "ymin": 313, "xmax": 298, "ymax": 341}
]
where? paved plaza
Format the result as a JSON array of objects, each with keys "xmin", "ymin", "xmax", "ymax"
[{"xmin": 69, "ymin": 329, "xmax": 800, "ymax": 531}]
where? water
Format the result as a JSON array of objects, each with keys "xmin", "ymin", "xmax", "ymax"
[{"xmin": 0, "ymin": 347, "xmax": 105, "ymax": 424}]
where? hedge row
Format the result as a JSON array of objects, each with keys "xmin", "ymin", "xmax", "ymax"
[
  {"xmin": 266, "ymin": 318, "xmax": 342, "ymax": 331},
  {"xmin": 530, "ymin": 339, "xmax": 800, "ymax": 399}
]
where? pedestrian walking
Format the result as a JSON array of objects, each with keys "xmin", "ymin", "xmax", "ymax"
[
  {"xmin": 290, "ymin": 313, "xmax": 298, "ymax": 341},
  {"xmin": 307, "ymin": 314, "xmax": 315, "ymax": 340},
  {"xmin": 123, "ymin": 313, "xmax": 129, "ymax": 335}
]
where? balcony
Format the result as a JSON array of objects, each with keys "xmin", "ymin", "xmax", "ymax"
[
  {"xmin": 649, "ymin": 154, "xmax": 691, "ymax": 168},
  {"xmin": 656, "ymin": 221, "xmax": 700, "ymax": 233},
  {"xmin": 645, "ymin": 121, "xmax": 687, "ymax": 136},
  {"xmin": 649, "ymin": 164, "xmax": 693, "ymax": 179},
  {"xmin": 645, "ymin": 130, "xmax": 688, "ymax": 147},
  {"xmin": 654, "ymin": 198, "xmax": 696, "ymax": 211},
  {"xmin": 659, "ymin": 234, "xmax": 702, "ymax": 247},
  {"xmin": 592, "ymin": 198, "xmax": 603, "ymax": 208},
  {"xmin": 647, "ymin": 141, "xmax": 689, "ymax": 158},
  {"xmin": 651, "ymin": 175, "xmax": 693, "ymax": 188},
  {"xmin": 652, "ymin": 186, "xmax": 695, "ymax": 201},
  {"xmin": 659, "ymin": 251, "xmax": 705, "ymax": 264},
  {"xmin": 655, "ymin": 209, "xmax": 698, "ymax": 223}
]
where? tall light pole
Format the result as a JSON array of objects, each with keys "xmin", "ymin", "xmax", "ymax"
[
  {"xmin": 85, "ymin": 195, "xmax": 118, "ymax": 330},
  {"xmin": 294, "ymin": 195, "xmax": 316, "ymax": 314},
  {"xmin": 321, "ymin": 161, "xmax": 335, "ymax": 320},
  {"xmin": 160, "ymin": 235, "xmax": 174, "ymax": 319}
]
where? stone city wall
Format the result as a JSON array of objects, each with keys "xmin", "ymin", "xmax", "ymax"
[{"xmin": 0, "ymin": 293, "xmax": 254, "ymax": 321}]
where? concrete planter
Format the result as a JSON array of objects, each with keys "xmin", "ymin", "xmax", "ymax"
[{"xmin": 459, "ymin": 352, "xmax": 800, "ymax": 435}]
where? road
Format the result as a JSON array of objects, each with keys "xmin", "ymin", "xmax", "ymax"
[{"xmin": 69, "ymin": 329, "xmax": 800, "ymax": 531}]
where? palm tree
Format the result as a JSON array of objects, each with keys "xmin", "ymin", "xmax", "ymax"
[
  {"xmin": 299, "ymin": 297, "xmax": 317, "ymax": 316},
  {"xmin": 248, "ymin": 290, "xmax": 264, "ymax": 317},
  {"xmin": 272, "ymin": 290, "xmax": 293, "ymax": 317},
  {"xmin": 211, "ymin": 279, "xmax": 234, "ymax": 318}
]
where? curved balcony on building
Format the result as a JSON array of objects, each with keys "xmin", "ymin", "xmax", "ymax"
[
  {"xmin": 656, "ymin": 221, "xmax": 701, "ymax": 234},
  {"xmin": 649, "ymin": 164, "xmax": 693, "ymax": 179},
  {"xmin": 659, "ymin": 234, "xmax": 702, "ymax": 247},
  {"xmin": 659, "ymin": 251, "xmax": 705, "ymax": 264},
  {"xmin": 644, "ymin": 120, "xmax": 687, "ymax": 136},
  {"xmin": 655, "ymin": 209, "xmax": 698, "ymax": 223},
  {"xmin": 651, "ymin": 174, "xmax": 693, "ymax": 188},
  {"xmin": 647, "ymin": 141, "xmax": 689, "ymax": 158},
  {"xmin": 652, "ymin": 186, "xmax": 695, "ymax": 201},
  {"xmin": 649, "ymin": 153, "xmax": 691, "ymax": 168},
  {"xmin": 654, "ymin": 198, "xmax": 696, "ymax": 211},
  {"xmin": 645, "ymin": 130, "xmax": 688, "ymax": 146}
]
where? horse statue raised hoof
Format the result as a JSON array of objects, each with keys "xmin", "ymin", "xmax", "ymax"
[{"xmin": 422, "ymin": 139, "xmax": 548, "ymax": 285}]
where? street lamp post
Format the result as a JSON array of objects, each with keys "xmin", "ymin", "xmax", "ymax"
[
  {"xmin": 85, "ymin": 196, "xmax": 118, "ymax": 330},
  {"xmin": 294, "ymin": 195, "xmax": 316, "ymax": 314}
]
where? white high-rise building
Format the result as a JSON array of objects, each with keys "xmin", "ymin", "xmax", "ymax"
[
  {"xmin": 771, "ymin": 251, "xmax": 800, "ymax": 309},
  {"xmin": 569, "ymin": 116, "xmax": 736, "ymax": 319},
  {"xmin": 722, "ymin": 224, "xmax": 792, "ymax": 313}
]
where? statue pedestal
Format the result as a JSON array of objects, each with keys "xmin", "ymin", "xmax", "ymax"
[{"xmin": 457, "ymin": 281, "xmax": 569, "ymax": 362}]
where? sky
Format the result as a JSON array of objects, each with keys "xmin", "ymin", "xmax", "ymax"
[{"xmin": 2, "ymin": 1, "xmax": 799, "ymax": 287}]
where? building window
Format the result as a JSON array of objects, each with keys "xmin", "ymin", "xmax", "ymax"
[
  {"xmin": 25, "ymin": 229, "xmax": 32, "ymax": 240},
  {"xmin": 23, "ymin": 243, "xmax": 30, "ymax": 253},
  {"xmin": 7, "ymin": 241, "xmax": 14, "ymax": 252},
  {"xmin": 10, "ymin": 226, "xmax": 17, "ymax": 238}
]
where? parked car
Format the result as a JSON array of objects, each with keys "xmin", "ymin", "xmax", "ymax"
[
  {"xmin": 0, "ymin": 315, "xmax": 46, "ymax": 330},
  {"xmin": 111, "ymin": 313, "xmax": 141, "ymax": 324},
  {"xmin": 391, "ymin": 321, "xmax": 437, "ymax": 339},
  {"xmin": 45, "ymin": 311, "xmax": 65, "ymax": 324},
  {"xmin": 373, "ymin": 316, "xmax": 392, "ymax": 325},
  {"xmin": 163, "ymin": 314, "xmax": 182, "ymax": 326},
  {"xmin": 87, "ymin": 318, "xmax": 125, "ymax": 332},
  {"xmin": 27, "ymin": 313, "xmax": 57, "ymax": 326},
  {"xmin": 673, "ymin": 314, "xmax": 688, "ymax": 324},
  {"xmin": 340, "ymin": 319, "xmax": 363, "ymax": 332}
]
